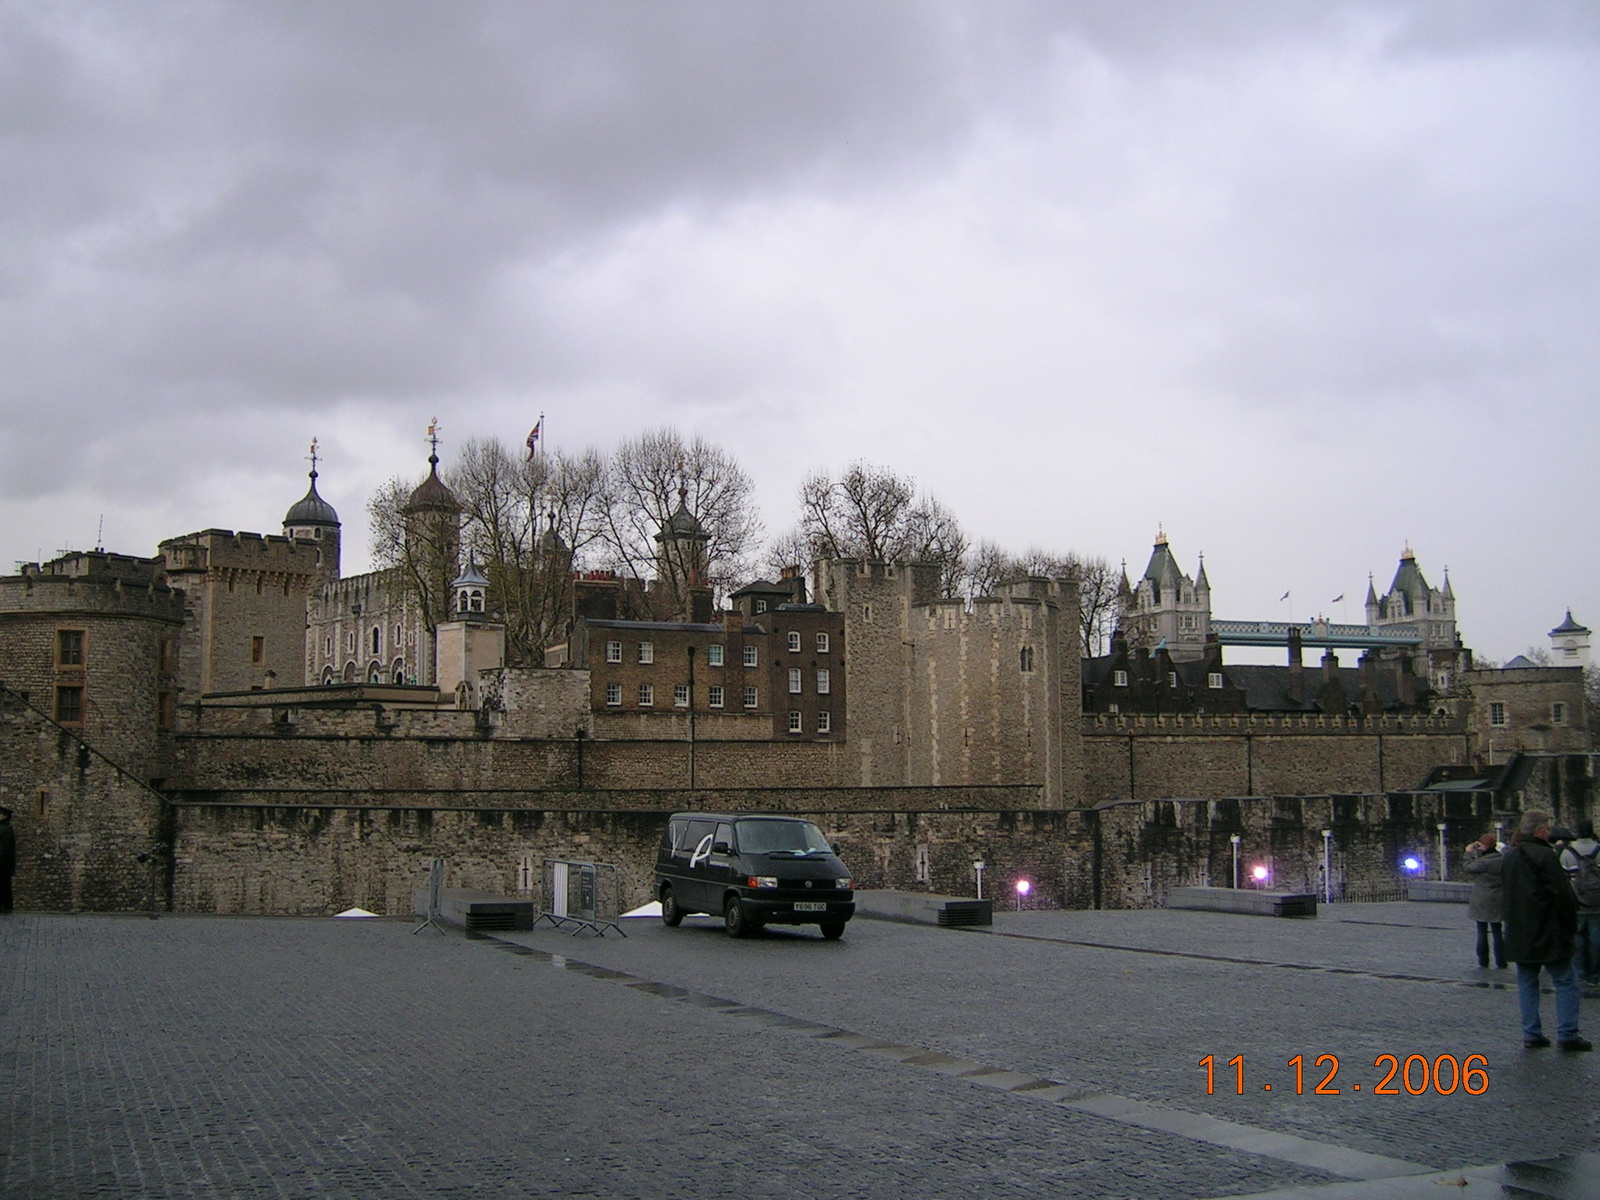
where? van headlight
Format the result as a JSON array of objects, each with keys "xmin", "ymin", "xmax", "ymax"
[
  {"xmin": 747, "ymin": 876, "xmax": 778, "ymax": 889},
  {"xmin": 836, "ymin": 878, "xmax": 852, "ymax": 890}
]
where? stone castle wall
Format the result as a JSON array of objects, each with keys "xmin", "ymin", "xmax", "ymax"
[
  {"xmin": 1082, "ymin": 713, "xmax": 1471, "ymax": 804},
  {"xmin": 0, "ymin": 686, "xmax": 167, "ymax": 911},
  {"xmin": 167, "ymin": 787, "xmax": 1509, "ymax": 918}
]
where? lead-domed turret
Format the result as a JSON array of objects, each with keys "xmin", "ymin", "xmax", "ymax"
[{"xmin": 283, "ymin": 439, "xmax": 342, "ymax": 579}]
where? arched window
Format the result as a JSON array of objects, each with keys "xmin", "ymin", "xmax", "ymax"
[{"xmin": 371, "ymin": 627, "xmax": 381, "ymax": 655}]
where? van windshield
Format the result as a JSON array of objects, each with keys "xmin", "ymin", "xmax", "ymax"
[{"xmin": 735, "ymin": 819, "xmax": 832, "ymax": 857}]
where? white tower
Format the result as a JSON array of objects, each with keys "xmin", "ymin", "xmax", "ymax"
[{"xmin": 1549, "ymin": 611, "xmax": 1592, "ymax": 669}]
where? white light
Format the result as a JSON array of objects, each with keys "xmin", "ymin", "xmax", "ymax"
[
  {"xmin": 1251, "ymin": 866, "xmax": 1269, "ymax": 882},
  {"xmin": 1015, "ymin": 879, "xmax": 1031, "ymax": 896},
  {"xmin": 1402, "ymin": 856, "xmax": 1422, "ymax": 872}
]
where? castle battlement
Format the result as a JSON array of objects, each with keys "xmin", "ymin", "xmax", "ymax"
[
  {"xmin": 1086, "ymin": 711, "xmax": 1465, "ymax": 734},
  {"xmin": 160, "ymin": 529, "xmax": 321, "ymax": 574},
  {"xmin": 0, "ymin": 571, "xmax": 185, "ymax": 622}
]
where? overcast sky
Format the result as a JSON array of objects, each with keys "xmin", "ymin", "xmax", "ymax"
[{"xmin": 3, "ymin": 1, "xmax": 1596, "ymax": 660}]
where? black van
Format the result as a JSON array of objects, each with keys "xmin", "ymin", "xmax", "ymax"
[{"xmin": 655, "ymin": 812, "xmax": 855, "ymax": 939}]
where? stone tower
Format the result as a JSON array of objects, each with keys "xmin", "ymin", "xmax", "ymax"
[
  {"xmin": 1366, "ymin": 547, "xmax": 1459, "ymax": 683},
  {"xmin": 282, "ymin": 440, "xmax": 341, "ymax": 581},
  {"xmin": 652, "ymin": 486, "xmax": 713, "ymax": 623},
  {"xmin": 1124, "ymin": 532, "xmax": 1211, "ymax": 661}
]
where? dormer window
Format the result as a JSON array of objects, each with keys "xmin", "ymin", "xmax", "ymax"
[{"xmin": 1113, "ymin": 670, "xmax": 1129, "ymax": 688}]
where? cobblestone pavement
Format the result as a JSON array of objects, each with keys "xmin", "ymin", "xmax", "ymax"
[{"xmin": 0, "ymin": 904, "xmax": 1594, "ymax": 1199}]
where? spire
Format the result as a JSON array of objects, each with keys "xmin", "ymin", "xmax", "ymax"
[
  {"xmin": 1365, "ymin": 573, "xmax": 1378, "ymax": 606},
  {"xmin": 405, "ymin": 419, "xmax": 459, "ymax": 514},
  {"xmin": 1441, "ymin": 567, "xmax": 1454, "ymax": 600},
  {"xmin": 283, "ymin": 437, "xmax": 340, "ymax": 528},
  {"xmin": 1195, "ymin": 551, "xmax": 1209, "ymax": 591}
]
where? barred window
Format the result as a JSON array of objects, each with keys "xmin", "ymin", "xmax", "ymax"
[
  {"xmin": 57, "ymin": 629, "xmax": 84, "ymax": 666},
  {"xmin": 55, "ymin": 685, "xmax": 83, "ymax": 725}
]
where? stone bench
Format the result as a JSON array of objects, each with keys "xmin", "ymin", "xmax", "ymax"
[
  {"xmin": 853, "ymin": 890, "xmax": 993, "ymax": 927},
  {"xmin": 1406, "ymin": 880, "xmax": 1473, "ymax": 904},
  {"xmin": 1166, "ymin": 887, "xmax": 1318, "ymax": 918},
  {"xmin": 413, "ymin": 887, "xmax": 535, "ymax": 932}
]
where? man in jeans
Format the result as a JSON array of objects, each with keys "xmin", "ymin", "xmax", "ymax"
[
  {"xmin": 1502, "ymin": 810, "xmax": 1589, "ymax": 1050},
  {"xmin": 1559, "ymin": 818, "xmax": 1600, "ymax": 995}
]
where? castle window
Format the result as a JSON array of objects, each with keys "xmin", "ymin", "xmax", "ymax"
[
  {"xmin": 314, "ymin": 527, "xmax": 322, "ymax": 539},
  {"xmin": 816, "ymin": 668, "xmax": 830, "ymax": 694},
  {"xmin": 1489, "ymin": 702, "xmax": 1508, "ymax": 727},
  {"xmin": 346, "ymin": 631, "xmax": 356, "ymax": 654},
  {"xmin": 708, "ymin": 644, "xmax": 724, "ymax": 667},
  {"xmin": 256, "ymin": 575, "xmax": 263, "ymax": 595},
  {"xmin": 251, "ymin": 636, "xmax": 266, "ymax": 665},
  {"xmin": 55, "ymin": 685, "xmax": 83, "ymax": 725},
  {"xmin": 515, "ymin": 855, "xmax": 535, "ymax": 894},
  {"xmin": 1553, "ymin": 703, "xmax": 1567, "ymax": 726},
  {"xmin": 638, "ymin": 642, "xmax": 654, "ymax": 665},
  {"xmin": 1019, "ymin": 647, "xmax": 1035, "ymax": 673},
  {"xmin": 605, "ymin": 683, "xmax": 622, "ymax": 706},
  {"xmin": 674, "ymin": 684, "xmax": 690, "ymax": 708},
  {"xmin": 915, "ymin": 844, "xmax": 929, "ymax": 883},
  {"xmin": 157, "ymin": 692, "xmax": 174, "ymax": 731},
  {"xmin": 1208, "ymin": 673, "xmax": 1224, "ymax": 690},
  {"xmin": 371, "ymin": 628, "xmax": 381, "ymax": 655},
  {"xmin": 324, "ymin": 635, "xmax": 333, "ymax": 658},
  {"xmin": 816, "ymin": 632, "xmax": 829, "ymax": 653},
  {"xmin": 788, "ymin": 710, "xmax": 803, "ymax": 734},
  {"xmin": 1113, "ymin": 670, "xmax": 1129, "ymax": 688},
  {"xmin": 787, "ymin": 631, "xmax": 801, "ymax": 652},
  {"xmin": 863, "ymin": 604, "xmax": 872, "ymax": 624},
  {"xmin": 743, "ymin": 685, "xmax": 759, "ymax": 708},
  {"xmin": 158, "ymin": 638, "xmax": 175, "ymax": 675},
  {"xmin": 788, "ymin": 668, "xmax": 803, "ymax": 694},
  {"xmin": 816, "ymin": 710, "xmax": 831, "ymax": 734},
  {"xmin": 36, "ymin": 787, "xmax": 50, "ymax": 822},
  {"xmin": 57, "ymin": 629, "xmax": 84, "ymax": 667},
  {"xmin": 638, "ymin": 684, "xmax": 654, "ymax": 707},
  {"xmin": 393, "ymin": 624, "xmax": 402, "ymax": 649},
  {"xmin": 743, "ymin": 646, "xmax": 758, "ymax": 669},
  {"xmin": 755, "ymin": 599, "xmax": 767, "ymax": 614},
  {"xmin": 605, "ymin": 640, "xmax": 622, "ymax": 664},
  {"xmin": 708, "ymin": 685, "xmax": 724, "ymax": 708}
]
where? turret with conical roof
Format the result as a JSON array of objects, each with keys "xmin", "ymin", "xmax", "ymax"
[
  {"xmin": 1125, "ymin": 530, "xmax": 1211, "ymax": 661},
  {"xmin": 1369, "ymin": 545, "xmax": 1459, "ymax": 687},
  {"xmin": 652, "ymin": 484, "xmax": 712, "ymax": 620},
  {"xmin": 283, "ymin": 438, "xmax": 341, "ymax": 579}
]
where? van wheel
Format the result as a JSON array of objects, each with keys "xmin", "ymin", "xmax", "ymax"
[
  {"xmin": 820, "ymin": 921, "xmax": 846, "ymax": 940},
  {"xmin": 724, "ymin": 897, "xmax": 752, "ymax": 938},
  {"xmin": 660, "ymin": 887, "xmax": 684, "ymax": 928}
]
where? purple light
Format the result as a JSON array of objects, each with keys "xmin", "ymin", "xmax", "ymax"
[
  {"xmin": 1402, "ymin": 856, "xmax": 1423, "ymax": 873},
  {"xmin": 1015, "ymin": 880, "xmax": 1031, "ymax": 896},
  {"xmin": 1251, "ymin": 866, "xmax": 1269, "ymax": 882}
]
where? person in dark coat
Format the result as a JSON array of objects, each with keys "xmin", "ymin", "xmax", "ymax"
[
  {"xmin": 0, "ymin": 805, "xmax": 14, "ymax": 913},
  {"xmin": 1464, "ymin": 831, "xmax": 1505, "ymax": 969},
  {"xmin": 1502, "ymin": 809, "xmax": 1588, "ymax": 1050}
]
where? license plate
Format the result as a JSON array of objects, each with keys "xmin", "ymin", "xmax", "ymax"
[{"xmin": 793, "ymin": 902, "xmax": 827, "ymax": 912}]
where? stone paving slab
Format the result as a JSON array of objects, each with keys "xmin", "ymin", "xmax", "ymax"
[
  {"xmin": 0, "ymin": 913, "xmax": 1328, "ymax": 1200},
  {"xmin": 2, "ymin": 906, "xmax": 1595, "ymax": 1199}
]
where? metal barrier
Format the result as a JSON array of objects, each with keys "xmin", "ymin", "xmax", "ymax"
[
  {"xmin": 412, "ymin": 857, "xmax": 446, "ymax": 935},
  {"xmin": 533, "ymin": 859, "xmax": 627, "ymax": 937}
]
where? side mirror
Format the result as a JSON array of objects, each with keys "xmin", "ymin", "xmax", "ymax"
[
  {"xmin": 831, "ymin": 843, "xmax": 841, "ymax": 856},
  {"xmin": 712, "ymin": 841, "xmax": 732, "ymax": 856}
]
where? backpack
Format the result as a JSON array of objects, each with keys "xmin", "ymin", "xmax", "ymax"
[{"xmin": 1573, "ymin": 847, "xmax": 1600, "ymax": 910}]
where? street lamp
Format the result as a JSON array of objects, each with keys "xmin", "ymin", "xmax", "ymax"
[
  {"xmin": 1015, "ymin": 879, "xmax": 1031, "ymax": 911},
  {"xmin": 973, "ymin": 861, "xmax": 986, "ymax": 901},
  {"xmin": 1230, "ymin": 834, "xmax": 1241, "ymax": 890},
  {"xmin": 1436, "ymin": 823, "xmax": 1448, "ymax": 882},
  {"xmin": 1321, "ymin": 829, "xmax": 1333, "ymax": 904}
]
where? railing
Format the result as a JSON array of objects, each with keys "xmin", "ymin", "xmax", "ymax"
[{"xmin": 533, "ymin": 859, "xmax": 627, "ymax": 938}]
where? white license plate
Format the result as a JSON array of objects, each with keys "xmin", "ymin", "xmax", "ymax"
[{"xmin": 793, "ymin": 902, "xmax": 827, "ymax": 912}]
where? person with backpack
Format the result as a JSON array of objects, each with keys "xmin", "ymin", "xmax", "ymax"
[
  {"xmin": 1559, "ymin": 818, "xmax": 1600, "ymax": 996},
  {"xmin": 1464, "ymin": 831, "xmax": 1506, "ymax": 970}
]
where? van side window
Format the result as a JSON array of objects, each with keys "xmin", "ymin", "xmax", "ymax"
[
  {"xmin": 680, "ymin": 820, "xmax": 715, "ymax": 859},
  {"xmin": 666, "ymin": 820, "xmax": 685, "ymax": 853},
  {"xmin": 714, "ymin": 822, "xmax": 736, "ymax": 853}
]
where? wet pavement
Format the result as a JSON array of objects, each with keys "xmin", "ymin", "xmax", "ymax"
[{"xmin": 1, "ymin": 902, "xmax": 1595, "ymax": 1198}]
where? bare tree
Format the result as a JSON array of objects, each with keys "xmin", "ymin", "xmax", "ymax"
[
  {"xmin": 964, "ymin": 542, "xmax": 1121, "ymax": 655},
  {"xmin": 783, "ymin": 461, "xmax": 968, "ymax": 596},
  {"xmin": 598, "ymin": 428, "xmax": 762, "ymax": 617}
]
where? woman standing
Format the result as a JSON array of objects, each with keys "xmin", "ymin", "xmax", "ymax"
[{"xmin": 1465, "ymin": 831, "xmax": 1506, "ymax": 970}]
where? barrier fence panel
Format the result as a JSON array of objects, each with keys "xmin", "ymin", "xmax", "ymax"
[{"xmin": 533, "ymin": 859, "xmax": 627, "ymax": 937}]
